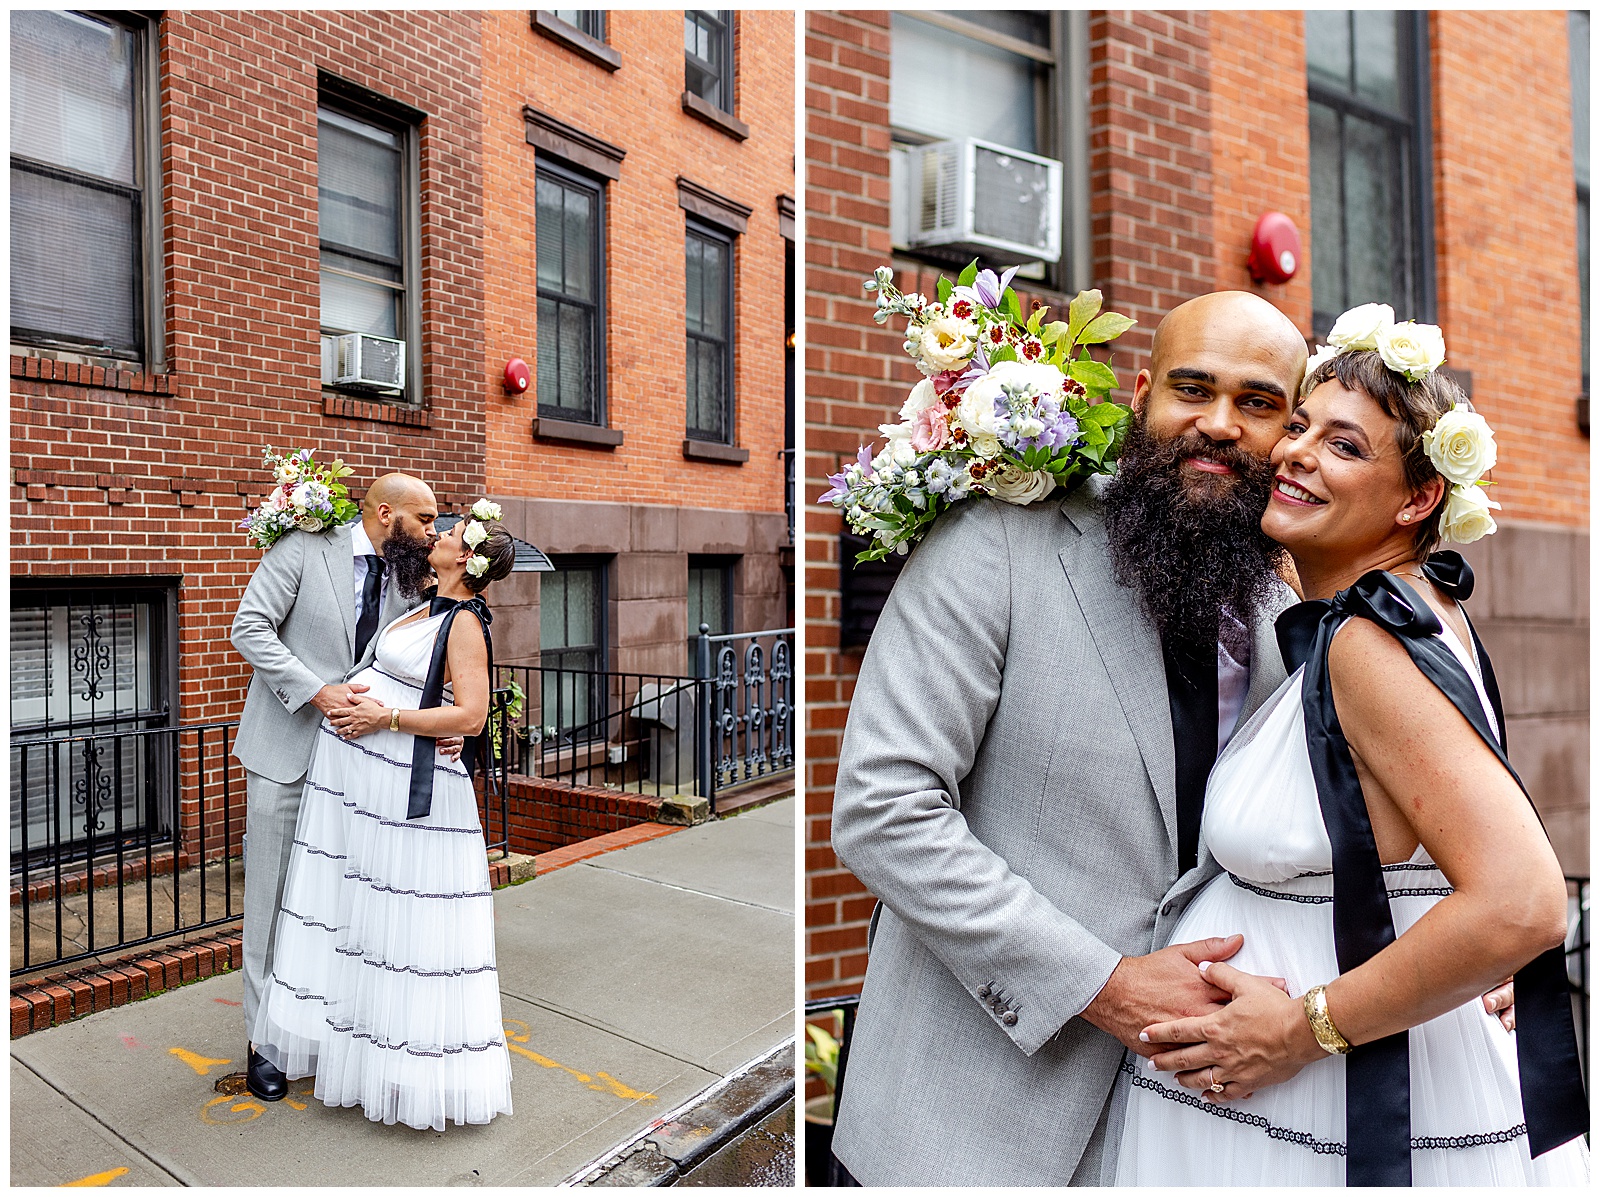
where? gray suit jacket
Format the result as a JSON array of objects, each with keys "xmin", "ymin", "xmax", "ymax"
[
  {"xmin": 230, "ymin": 524, "xmax": 412, "ymax": 784},
  {"xmin": 829, "ymin": 477, "xmax": 1292, "ymax": 1186}
]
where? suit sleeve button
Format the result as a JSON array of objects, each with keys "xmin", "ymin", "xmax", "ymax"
[
  {"xmin": 1002, "ymin": 1011, "xmax": 1019, "ymax": 1026},
  {"xmin": 977, "ymin": 984, "xmax": 992, "ymax": 999}
]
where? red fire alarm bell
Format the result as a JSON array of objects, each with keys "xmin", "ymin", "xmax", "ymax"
[
  {"xmin": 1248, "ymin": 212, "xmax": 1301, "ymax": 285},
  {"xmin": 504, "ymin": 357, "xmax": 531, "ymax": 394}
]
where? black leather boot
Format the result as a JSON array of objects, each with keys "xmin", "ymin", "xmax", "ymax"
[{"xmin": 246, "ymin": 1046, "xmax": 288, "ymax": 1102}]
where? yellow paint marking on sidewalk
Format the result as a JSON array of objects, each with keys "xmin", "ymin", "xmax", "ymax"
[
  {"xmin": 592, "ymin": 1071, "xmax": 658, "ymax": 1102},
  {"xmin": 501, "ymin": 1019, "xmax": 656, "ymax": 1101},
  {"xmin": 61, "ymin": 1167, "xmax": 130, "ymax": 1186},
  {"xmin": 170, "ymin": 1047, "xmax": 233, "ymax": 1076}
]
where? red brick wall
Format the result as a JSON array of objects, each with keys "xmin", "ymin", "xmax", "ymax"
[
  {"xmin": 481, "ymin": 10, "xmax": 793, "ymax": 513},
  {"xmin": 1209, "ymin": 12, "xmax": 1313, "ymax": 335},
  {"xmin": 1087, "ymin": 11, "xmax": 1215, "ymax": 382},
  {"xmin": 500, "ymin": 776, "xmax": 664, "ymax": 856},
  {"xmin": 803, "ymin": 11, "xmax": 893, "ymax": 1000},
  {"xmin": 11, "ymin": 11, "xmax": 486, "ymax": 742},
  {"xmin": 1430, "ymin": 11, "xmax": 1586, "ymax": 527}
]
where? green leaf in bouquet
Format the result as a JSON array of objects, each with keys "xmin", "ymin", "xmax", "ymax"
[
  {"xmin": 1026, "ymin": 305, "xmax": 1048, "ymax": 335},
  {"xmin": 1039, "ymin": 321, "xmax": 1069, "ymax": 345},
  {"xmin": 1001, "ymin": 287, "xmax": 1023, "ymax": 323},
  {"xmin": 1068, "ymin": 359, "xmax": 1118, "ymax": 394},
  {"xmin": 1066, "ymin": 289, "xmax": 1103, "ymax": 346},
  {"xmin": 957, "ymin": 259, "xmax": 979, "ymax": 288},
  {"xmin": 937, "ymin": 276, "xmax": 953, "ymax": 306},
  {"xmin": 1077, "ymin": 311, "xmax": 1137, "ymax": 344},
  {"xmin": 1083, "ymin": 399, "xmax": 1129, "ymax": 427},
  {"xmin": 989, "ymin": 344, "xmax": 1019, "ymax": 364}
]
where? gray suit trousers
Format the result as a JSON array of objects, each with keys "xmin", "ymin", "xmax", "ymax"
[{"xmin": 242, "ymin": 768, "xmax": 307, "ymax": 1037}]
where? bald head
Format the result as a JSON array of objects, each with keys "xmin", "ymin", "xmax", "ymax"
[
  {"xmin": 362, "ymin": 472, "xmax": 439, "ymax": 554},
  {"xmin": 1150, "ymin": 291, "xmax": 1307, "ymax": 382}
]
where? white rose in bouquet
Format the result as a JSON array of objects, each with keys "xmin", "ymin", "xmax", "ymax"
[
  {"xmin": 1420, "ymin": 404, "xmax": 1495, "ymax": 486},
  {"xmin": 986, "ymin": 359, "xmax": 1067, "ymax": 401},
  {"xmin": 917, "ymin": 315, "xmax": 978, "ymax": 373},
  {"xmin": 898, "ymin": 378, "xmax": 941, "ymax": 423},
  {"xmin": 953, "ymin": 385, "xmax": 1004, "ymax": 459},
  {"xmin": 1376, "ymin": 321, "xmax": 1446, "ymax": 382},
  {"xmin": 985, "ymin": 462, "xmax": 1056, "ymax": 505},
  {"xmin": 1327, "ymin": 302, "xmax": 1395, "ymax": 351},
  {"xmin": 291, "ymin": 480, "xmax": 329, "ymax": 509},
  {"xmin": 297, "ymin": 515, "xmax": 325, "ymax": 533},
  {"xmin": 1437, "ymin": 484, "xmax": 1500, "ymax": 544}
]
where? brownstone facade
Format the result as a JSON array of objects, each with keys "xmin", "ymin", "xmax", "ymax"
[{"xmin": 805, "ymin": 10, "xmax": 1589, "ymax": 1001}]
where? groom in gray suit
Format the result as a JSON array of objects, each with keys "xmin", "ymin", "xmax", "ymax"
[
  {"xmin": 230, "ymin": 471, "xmax": 440, "ymax": 1101},
  {"xmin": 829, "ymin": 292, "xmax": 1312, "ymax": 1185}
]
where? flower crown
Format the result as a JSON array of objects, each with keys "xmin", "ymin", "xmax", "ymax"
[
  {"xmin": 1305, "ymin": 304, "xmax": 1498, "ymax": 545},
  {"xmin": 461, "ymin": 499, "xmax": 503, "ymax": 577}
]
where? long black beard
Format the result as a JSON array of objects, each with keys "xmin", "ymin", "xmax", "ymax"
[
  {"xmin": 1102, "ymin": 415, "xmax": 1287, "ymax": 652},
  {"xmin": 382, "ymin": 527, "xmax": 435, "ymax": 600}
]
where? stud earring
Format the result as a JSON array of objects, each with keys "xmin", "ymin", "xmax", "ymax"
[{"xmin": 1401, "ymin": 513, "xmax": 1413, "ymax": 522}]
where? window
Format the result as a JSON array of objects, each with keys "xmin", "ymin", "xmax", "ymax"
[
  {"xmin": 536, "ymin": 161, "xmax": 606, "ymax": 424},
  {"xmin": 1306, "ymin": 11, "xmax": 1434, "ymax": 336},
  {"xmin": 685, "ymin": 11, "xmax": 734, "ymax": 113},
  {"xmin": 317, "ymin": 96, "xmax": 420, "ymax": 402},
  {"xmin": 687, "ymin": 557, "xmax": 736, "ymax": 671},
  {"xmin": 1570, "ymin": 10, "xmax": 1589, "ymax": 400},
  {"xmin": 887, "ymin": 11, "xmax": 1086, "ymax": 287},
  {"xmin": 10, "ymin": 582, "xmax": 175, "ymax": 863},
  {"xmin": 685, "ymin": 221, "xmax": 735, "ymax": 443},
  {"xmin": 550, "ymin": 10, "xmax": 605, "ymax": 41},
  {"xmin": 10, "ymin": 10, "xmax": 162, "ymax": 368},
  {"xmin": 540, "ymin": 560, "xmax": 607, "ymax": 740}
]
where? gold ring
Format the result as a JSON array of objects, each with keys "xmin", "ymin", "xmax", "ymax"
[{"xmin": 1208, "ymin": 1069, "xmax": 1225, "ymax": 1094}]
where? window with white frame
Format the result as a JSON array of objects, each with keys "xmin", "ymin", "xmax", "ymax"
[{"xmin": 10, "ymin": 10, "xmax": 162, "ymax": 367}]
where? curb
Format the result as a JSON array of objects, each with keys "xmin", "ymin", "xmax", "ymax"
[{"xmin": 564, "ymin": 1039, "xmax": 797, "ymax": 1187}]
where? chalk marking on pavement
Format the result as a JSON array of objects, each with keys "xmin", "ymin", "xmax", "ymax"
[
  {"xmin": 14, "ymin": 1058, "xmax": 183, "ymax": 1186},
  {"xmin": 60, "ymin": 1167, "xmax": 130, "ymax": 1187},
  {"xmin": 503, "ymin": 1019, "xmax": 657, "ymax": 1102},
  {"xmin": 117, "ymin": 1034, "xmax": 145, "ymax": 1051},
  {"xmin": 199, "ymin": 1094, "xmax": 263, "ymax": 1125},
  {"xmin": 213, "ymin": 998, "xmax": 241, "ymax": 1006},
  {"xmin": 169, "ymin": 1047, "xmax": 232, "ymax": 1076}
]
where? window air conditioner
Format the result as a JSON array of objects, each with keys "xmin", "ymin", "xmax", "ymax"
[
  {"xmin": 330, "ymin": 333, "xmax": 405, "ymax": 391},
  {"xmin": 897, "ymin": 137, "xmax": 1062, "ymax": 266}
]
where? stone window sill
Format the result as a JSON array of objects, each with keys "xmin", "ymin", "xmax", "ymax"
[
  {"xmin": 682, "ymin": 438, "xmax": 748, "ymax": 465},
  {"xmin": 533, "ymin": 415, "xmax": 624, "ymax": 448},
  {"xmin": 681, "ymin": 91, "xmax": 749, "ymax": 142},
  {"xmin": 532, "ymin": 11, "xmax": 621, "ymax": 71},
  {"xmin": 322, "ymin": 392, "xmax": 429, "ymax": 427}
]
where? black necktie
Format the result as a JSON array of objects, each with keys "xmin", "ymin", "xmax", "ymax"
[
  {"xmin": 1163, "ymin": 634, "xmax": 1217, "ymax": 876},
  {"xmin": 354, "ymin": 554, "xmax": 384, "ymax": 661}
]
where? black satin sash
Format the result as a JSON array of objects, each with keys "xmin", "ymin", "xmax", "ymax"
[
  {"xmin": 406, "ymin": 594, "xmax": 494, "ymax": 820},
  {"xmin": 1274, "ymin": 552, "xmax": 1586, "ymax": 1185}
]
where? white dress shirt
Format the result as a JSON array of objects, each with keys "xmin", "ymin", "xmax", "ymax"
[{"xmin": 1216, "ymin": 609, "xmax": 1252, "ymax": 753}]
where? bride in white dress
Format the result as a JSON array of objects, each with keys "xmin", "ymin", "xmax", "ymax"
[
  {"xmin": 252, "ymin": 510, "xmax": 516, "ymax": 1132},
  {"xmin": 1116, "ymin": 325, "xmax": 1588, "ymax": 1185}
]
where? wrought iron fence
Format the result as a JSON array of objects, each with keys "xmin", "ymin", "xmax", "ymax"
[
  {"xmin": 12, "ymin": 710, "xmax": 517, "ymax": 978},
  {"xmin": 1567, "ymin": 875, "xmax": 1589, "ymax": 1074},
  {"xmin": 694, "ymin": 626, "xmax": 795, "ymax": 797},
  {"xmin": 803, "ymin": 993, "xmax": 862, "ymax": 1187}
]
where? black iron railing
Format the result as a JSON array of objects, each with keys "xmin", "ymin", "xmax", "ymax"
[
  {"xmin": 12, "ymin": 711, "xmax": 518, "ymax": 978},
  {"xmin": 1567, "ymin": 875, "xmax": 1590, "ymax": 1074},
  {"xmin": 693, "ymin": 626, "xmax": 795, "ymax": 796},
  {"xmin": 803, "ymin": 993, "xmax": 861, "ymax": 1187}
]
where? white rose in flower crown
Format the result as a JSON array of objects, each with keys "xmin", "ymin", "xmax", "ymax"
[
  {"xmin": 1437, "ymin": 483, "xmax": 1500, "ymax": 545},
  {"xmin": 1376, "ymin": 320, "xmax": 1446, "ymax": 382},
  {"xmin": 1301, "ymin": 344, "xmax": 1338, "ymax": 396},
  {"xmin": 462, "ymin": 520, "xmax": 489, "ymax": 550},
  {"xmin": 898, "ymin": 378, "xmax": 941, "ymax": 423},
  {"xmin": 1326, "ymin": 303, "xmax": 1395, "ymax": 351},
  {"xmin": 1420, "ymin": 404, "xmax": 1496, "ymax": 486},
  {"xmin": 470, "ymin": 499, "xmax": 503, "ymax": 522},
  {"xmin": 465, "ymin": 555, "xmax": 490, "ymax": 578},
  {"xmin": 985, "ymin": 463, "xmax": 1057, "ymax": 506},
  {"xmin": 917, "ymin": 314, "xmax": 978, "ymax": 373}
]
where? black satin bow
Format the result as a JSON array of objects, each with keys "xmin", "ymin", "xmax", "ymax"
[
  {"xmin": 406, "ymin": 593, "xmax": 494, "ymax": 821},
  {"xmin": 1274, "ymin": 552, "xmax": 1586, "ymax": 1184}
]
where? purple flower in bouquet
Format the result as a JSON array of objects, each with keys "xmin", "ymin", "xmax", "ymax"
[
  {"xmin": 953, "ymin": 265, "xmax": 1020, "ymax": 312},
  {"xmin": 820, "ymin": 444, "xmax": 876, "ymax": 504}
]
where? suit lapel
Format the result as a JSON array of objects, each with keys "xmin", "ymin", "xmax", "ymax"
[
  {"xmin": 323, "ymin": 526, "xmax": 357, "ymax": 661},
  {"xmin": 1056, "ymin": 497, "xmax": 1177, "ymax": 855}
]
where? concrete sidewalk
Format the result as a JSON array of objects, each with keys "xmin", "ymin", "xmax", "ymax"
[{"xmin": 10, "ymin": 798, "xmax": 795, "ymax": 1187}]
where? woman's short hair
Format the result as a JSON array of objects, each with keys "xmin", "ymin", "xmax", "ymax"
[
  {"xmin": 1302, "ymin": 349, "xmax": 1469, "ymax": 557},
  {"xmin": 465, "ymin": 522, "xmax": 516, "ymax": 594}
]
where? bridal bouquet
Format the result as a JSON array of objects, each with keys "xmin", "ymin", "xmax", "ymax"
[
  {"xmin": 239, "ymin": 447, "xmax": 359, "ymax": 549},
  {"xmin": 821, "ymin": 262, "xmax": 1137, "ymax": 562}
]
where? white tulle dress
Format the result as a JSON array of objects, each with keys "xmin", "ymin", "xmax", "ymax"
[
  {"xmin": 252, "ymin": 608, "xmax": 513, "ymax": 1131},
  {"xmin": 1115, "ymin": 619, "xmax": 1587, "ymax": 1186}
]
